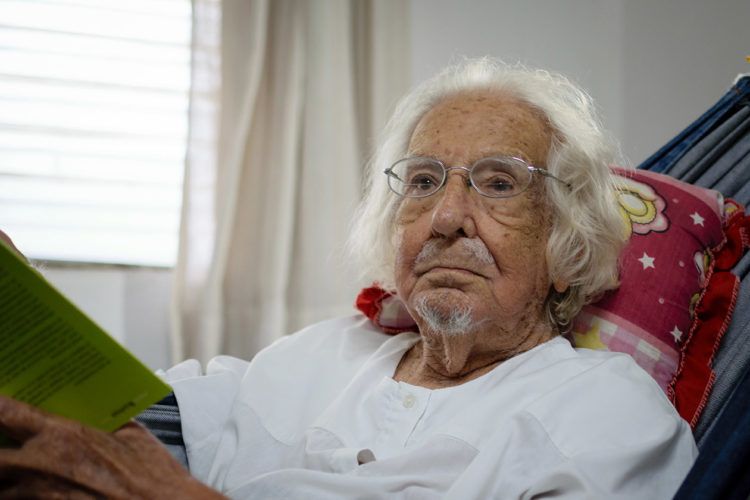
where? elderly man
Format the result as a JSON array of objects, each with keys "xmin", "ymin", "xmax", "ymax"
[{"xmin": 0, "ymin": 59, "xmax": 696, "ymax": 498}]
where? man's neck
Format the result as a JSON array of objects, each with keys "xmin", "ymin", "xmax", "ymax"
[{"xmin": 393, "ymin": 323, "xmax": 555, "ymax": 389}]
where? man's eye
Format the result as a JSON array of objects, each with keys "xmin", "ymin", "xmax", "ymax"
[
  {"xmin": 405, "ymin": 172, "xmax": 439, "ymax": 192},
  {"xmin": 411, "ymin": 174, "xmax": 437, "ymax": 188},
  {"xmin": 481, "ymin": 176, "xmax": 516, "ymax": 194}
]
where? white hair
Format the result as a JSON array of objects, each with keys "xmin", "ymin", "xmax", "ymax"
[
  {"xmin": 348, "ymin": 57, "xmax": 627, "ymax": 332},
  {"xmin": 414, "ymin": 295, "xmax": 474, "ymax": 336}
]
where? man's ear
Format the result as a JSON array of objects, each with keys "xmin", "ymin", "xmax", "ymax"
[{"xmin": 553, "ymin": 278, "xmax": 569, "ymax": 294}]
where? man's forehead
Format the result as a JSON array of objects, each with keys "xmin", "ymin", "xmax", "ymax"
[{"xmin": 407, "ymin": 91, "xmax": 552, "ymax": 166}]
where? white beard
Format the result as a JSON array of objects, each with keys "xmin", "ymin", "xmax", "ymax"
[
  {"xmin": 414, "ymin": 294, "xmax": 474, "ymax": 336},
  {"xmin": 414, "ymin": 237, "xmax": 495, "ymax": 266}
]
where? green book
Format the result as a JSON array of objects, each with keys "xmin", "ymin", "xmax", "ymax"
[{"xmin": 0, "ymin": 240, "xmax": 171, "ymax": 432}]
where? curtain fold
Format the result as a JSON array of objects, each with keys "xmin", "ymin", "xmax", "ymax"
[{"xmin": 173, "ymin": 0, "xmax": 410, "ymax": 364}]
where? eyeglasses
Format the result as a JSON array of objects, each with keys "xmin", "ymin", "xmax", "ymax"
[{"xmin": 384, "ymin": 156, "xmax": 570, "ymax": 199}]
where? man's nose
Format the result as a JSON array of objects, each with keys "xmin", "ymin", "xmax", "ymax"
[{"xmin": 430, "ymin": 174, "xmax": 478, "ymax": 238}]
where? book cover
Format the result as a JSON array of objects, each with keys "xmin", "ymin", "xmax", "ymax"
[{"xmin": 0, "ymin": 240, "xmax": 171, "ymax": 432}]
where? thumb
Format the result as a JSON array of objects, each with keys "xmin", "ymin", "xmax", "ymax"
[{"xmin": 0, "ymin": 231, "xmax": 28, "ymax": 263}]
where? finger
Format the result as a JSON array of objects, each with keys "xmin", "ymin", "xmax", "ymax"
[
  {"xmin": 0, "ymin": 467, "xmax": 100, "ymax": 499},
  {"xmin": 0, "ymin": 396, "xmax": 51, "ymax": 442},
  {"xmin": 113, "ymin": 420, "xmax": 146, "ymax": 440},
  {"xmin": 114, "ymin": 421, "xmax": 178, "ymax": 458},
  {"xmin": 0, "ymin": 230, "xmax": 28, "ymax": 263},
  {"xmin": 115, "ymin": 420, "xmax": 144, "ymax": 433},
  {"xmin": 114, "ymin": 420, "xmax": 164, "ymax": 445},
  {"xmin": 0, "ymin": 448, "xmax": 110, "ymax": 498},
  {"xmin": 0, "ymin": 438, "xmax": 117, "ymax": 498}
]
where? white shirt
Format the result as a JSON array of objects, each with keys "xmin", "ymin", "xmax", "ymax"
[{"xmin": 164, "ymin": 315, "xmax": 697, "ymax": 499}]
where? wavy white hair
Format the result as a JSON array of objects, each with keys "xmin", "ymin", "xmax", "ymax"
[{"xmin": 348, "ymin": 58, "xmax": 627, "ymax": 332}]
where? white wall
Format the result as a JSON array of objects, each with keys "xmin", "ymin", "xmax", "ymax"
[
  {"xmin": 410, "ymin": 0, "xmax": 749, "ymax": 164},
  {"xmin": 42, "ymin": 265, "xmax": 172, "ymax": 370},
  {"xmin": 619, "ymin": 1, "xmax": 750, "ymax": 163}
]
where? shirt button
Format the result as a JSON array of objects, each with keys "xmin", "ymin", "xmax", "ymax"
[{"xmin": 402, "ymin": 393, "xmax": 416, "ymax": 408}]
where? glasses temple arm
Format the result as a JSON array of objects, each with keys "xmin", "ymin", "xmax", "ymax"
[{"xmin": 533, "ymin": 167, "xmax": 572, "ymax": 189}]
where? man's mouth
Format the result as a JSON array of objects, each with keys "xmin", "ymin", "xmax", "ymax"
[
  {"xmin": 419, "ymin": 264, "xmax": 486, "ymax": 278},
  {"xmin": 413, "ymin": 239, "xmax": 496, "ymax": 280}
]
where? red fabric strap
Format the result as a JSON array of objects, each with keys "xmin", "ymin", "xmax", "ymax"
[{"xmin": 670, "ymin": 212, "xmax": 750, "ymax": 426}]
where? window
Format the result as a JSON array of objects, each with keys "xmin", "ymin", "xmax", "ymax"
[{"xmin": 0, "ymin": 0, "xmax": 191, "ymax": 266}]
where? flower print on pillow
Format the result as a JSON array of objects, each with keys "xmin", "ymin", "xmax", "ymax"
[{"xmin": 616, "ymin": 176, "xmax": 669, "ymax": 236}]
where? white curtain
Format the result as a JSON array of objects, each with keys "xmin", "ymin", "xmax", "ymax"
[{"xmin": 172, "ymin": 0, "xmax": 410, "ymax": 364}]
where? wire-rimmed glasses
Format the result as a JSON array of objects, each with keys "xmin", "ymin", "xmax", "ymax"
[{"xmin": 384, "ymin": 156, "xmax": 570, "ymax": 198}]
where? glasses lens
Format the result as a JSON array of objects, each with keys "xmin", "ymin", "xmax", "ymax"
[
  {"xmin": 471, "ymin": 157, "xmax": 532, "ymax": 198},
  {"xmin": 388, "ymin": 158, "xmax": 444, "ymax": 197}
]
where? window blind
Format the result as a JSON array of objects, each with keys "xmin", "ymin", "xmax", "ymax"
[{"xmin": 0, "ymin": 0, "xmax": 191, "ymax": 266}]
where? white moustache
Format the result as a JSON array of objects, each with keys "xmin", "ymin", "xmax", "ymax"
[{"xmin": 415, "ymin": 238, "xmax": 495, "ymax": 266}]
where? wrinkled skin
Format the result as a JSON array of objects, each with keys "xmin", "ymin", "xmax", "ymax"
[{"xmin": 393, "ymin": 91, "xmax": 566, "ymax": 389}]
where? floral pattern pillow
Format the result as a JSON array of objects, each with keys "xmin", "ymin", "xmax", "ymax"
[{"xmin": 574, "ymin": 168, "xmax": 724, "ymax": 393}]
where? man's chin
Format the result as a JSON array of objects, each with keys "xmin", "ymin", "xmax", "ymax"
[{"xmin": 412, "ymin": 291, "xmax": 476, "ymax": 336}]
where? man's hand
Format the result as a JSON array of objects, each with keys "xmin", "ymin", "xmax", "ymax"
[{"xmin": 0, "ymin": 396, "xmax": 225, "ymax": 499}]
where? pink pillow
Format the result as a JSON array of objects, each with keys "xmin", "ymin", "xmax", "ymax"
[
  {"xmin": 574, "ymin": 168, "xmax": 724, "ymax": 393},
  {"xmin": 574, "ymin": 168, "xmax": 749, "ymax": 426}
]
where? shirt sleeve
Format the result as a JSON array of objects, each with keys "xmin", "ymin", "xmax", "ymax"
[{"xmin": 161, "ymin": 355, "xmax": 251, "ymax": 483}]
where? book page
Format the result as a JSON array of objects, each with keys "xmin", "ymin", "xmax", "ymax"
[{"xmin": 0, "ymin": 241, "xmax": 171, "ymax": 432}]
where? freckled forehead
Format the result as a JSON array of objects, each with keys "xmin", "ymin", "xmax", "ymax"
[{"xmin": 408, "ymin": 91, "xmax": 553, "ymax": 166}]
